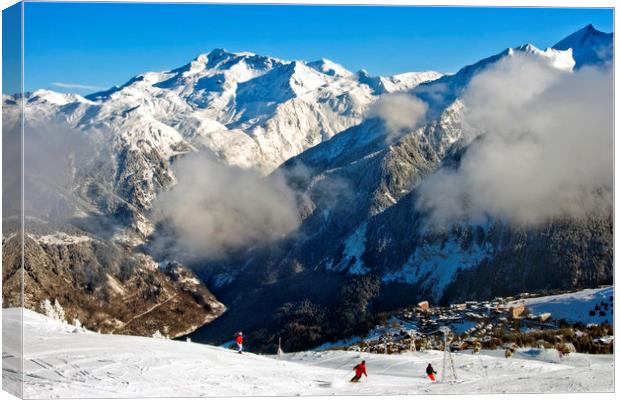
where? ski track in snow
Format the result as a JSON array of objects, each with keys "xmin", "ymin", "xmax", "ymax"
[{"xmin": 1, "ymin": 309, "xmax": 613, "ymax": 398}]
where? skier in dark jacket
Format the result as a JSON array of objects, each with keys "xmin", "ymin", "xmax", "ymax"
[
  {"xmin": 426, "ymin": 363, "xmax": 438, "ymax": 381},
  {"xmin": 350, "ymin": 360, "xmax": 367, "ymax": 382}
]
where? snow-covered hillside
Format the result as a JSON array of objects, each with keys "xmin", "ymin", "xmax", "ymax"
[
  {"xmin": 509, "ymin": 286, "xmax": 614, "ymax": 325},
  {"xmin": 2, "ymin": 309, "xmax": 613, "ymax": 397}
]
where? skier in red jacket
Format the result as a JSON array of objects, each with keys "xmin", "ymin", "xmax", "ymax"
[
  {"xmin": 235, "ymin": 332, "xmax": 243, "ymax": 353},
  {"xmin": 350, "ymin": 360, "xmax": 367, "ymax": 382}
]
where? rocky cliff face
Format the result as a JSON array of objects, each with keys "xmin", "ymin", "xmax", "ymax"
[{"xmin": 2, "ymin": 220, "xmax": 225, "ymax": 338}]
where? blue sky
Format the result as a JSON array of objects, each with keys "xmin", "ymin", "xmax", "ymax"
[
  {"xmin": 8, "ymin": 3, "xmax": 615, "ymax": 95},
  {"xmin": 3, "ymin": 2, "xmax": 21, "ymax": 95}
]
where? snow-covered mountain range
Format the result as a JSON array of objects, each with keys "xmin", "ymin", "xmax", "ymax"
[
  {"xmin": 1, "ymin": 24, "xmax": 613, "ymax": 349},
  {"xmin": 4, "ymin": 49, "xmax": 441, "ymax": 239},
  {"xmin": 23, "ymin": 49, "xmax": 441, "ymax": 172}
]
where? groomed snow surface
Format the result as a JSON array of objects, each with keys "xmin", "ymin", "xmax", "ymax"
[{"xmin": 2, "ymin": 308, "xmax": 613, "ymax": 398}]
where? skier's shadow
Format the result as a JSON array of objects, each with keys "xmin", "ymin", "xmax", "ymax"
[{"xmin": 312, "ymin": 380, "xmax": 333, "ymax": 387}]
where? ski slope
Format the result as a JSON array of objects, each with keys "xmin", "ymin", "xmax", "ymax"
[{"xmin": 2, "ymin": 308, "xmax": 613, "ymax": 398}]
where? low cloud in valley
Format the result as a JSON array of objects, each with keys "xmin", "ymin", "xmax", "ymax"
[
  {"xmin": 367, "ymin": 93, "xmax": 428, "ymax": 143},
  {"xmin": 152, "ymin": 152, "xmax": 301, "ymax": 260},
  {"xmin": 416, "ymin": 52, "xmax": 613, "ymax": 226}
]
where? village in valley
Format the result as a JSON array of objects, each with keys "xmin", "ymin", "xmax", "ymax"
[{"xmin": 327, "ymin": 287, "xmax": 614, "ymax": 358}]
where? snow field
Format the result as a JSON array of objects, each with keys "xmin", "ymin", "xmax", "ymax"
[
  {"xmin": 510, "ymin": 286, "xmax": 613, "ymax": 325},
  {"xmin": 1, "ymin": 308, "xmax": 613, "ymax": 398}
]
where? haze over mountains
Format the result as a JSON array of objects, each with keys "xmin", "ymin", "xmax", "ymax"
[{"xmin": 2, "ymin": 24, "xmax": 613, "ymax": 350}]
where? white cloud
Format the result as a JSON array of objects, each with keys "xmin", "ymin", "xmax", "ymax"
[
  {"xmin": 51, "ymin": 82, "xmax": 105, "ymax": 90},
  {"xmin": 367, "ymin": 93, "xmax": 428, "ymax": 143},
  {"xmin": 152, "ymin": 152, "xmax": 300, "ymax": 260},
  {"xmin": 416, "ymin": 53, "xmax": 613, "ymax": 226}
]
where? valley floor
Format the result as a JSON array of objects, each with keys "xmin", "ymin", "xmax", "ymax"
[{"xmin": 2, "ymin": 308, "xmax": 613, "ymax": 398}]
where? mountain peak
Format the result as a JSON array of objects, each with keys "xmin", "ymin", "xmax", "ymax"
[
  {"xmin": 30, "ymin": 89, "xmax": 93, "ymax": 106},
  {"xmin": 307, "ymin": 58, "xmax": 352, "ymax": 77},
  {"xmin": 510, "ymin": 43, "xmax": 574, "ymax": 70},
  {"xmin": 552, "ymin": 24, "xmax": 613, "ymax": 68},
  {"xmin": 554, "ymin": 24, "xmax": 611, "ymax": 47},
  {"xmin": 190, "ymin": 48, "xmax": 267, "ymax": 68},
  {"xmin": 579, "ymin": 23, "xmax": 601, "ymax": 36},
  {"xmin": 207, "ymin": 47, "xmax": 256, "ymax": 59},
  {"xmin": 209, "ymin": 47, "xmax": 229, "ymax": 56},
  {"xmin": 514, "ymin": 43, "xmax": 537, "ymax": 52},
  {"xmin": 191, "ymin": 48, "xmax": 234, "ymax": 63}
]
